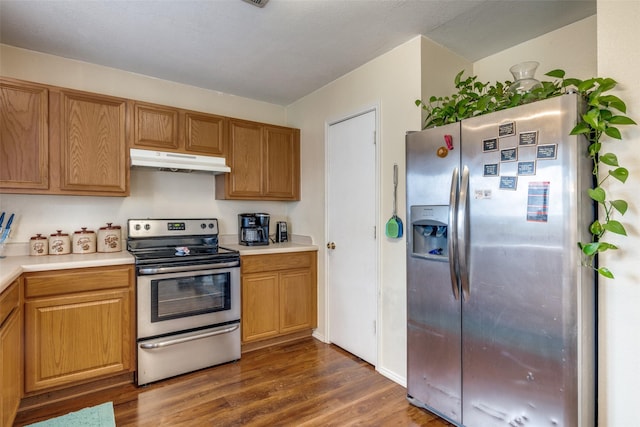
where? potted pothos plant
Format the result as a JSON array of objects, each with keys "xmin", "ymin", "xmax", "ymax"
[{"xmin": 415, "ymin": 68, "xmax": 636, "ymax": 279}]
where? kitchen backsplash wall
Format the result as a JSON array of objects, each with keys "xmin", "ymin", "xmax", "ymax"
[{"xmin": 0, "ymin": 168, "xmax": 292, "ymax": 244}]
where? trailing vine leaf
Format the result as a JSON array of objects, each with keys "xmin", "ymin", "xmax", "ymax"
[
  {"xmin": 589, "ymin": 220, "xmax": 603, "ymax": 235},
  {"xmin": 588, "ymin": 187, "xmax": 606, "ymax": 203},
  {"xmin": 571, "ymin": 122, "xmax": 591, "ymax": 135},
  {"xmin": 546, "ymin": 69, "xmax": 565, "ymax": 79},
  {"xmin": 602, "ymin": 220, "xmax": 627, "ymax": 236},
  {"xmin": 599, "ymin": 153, "xmax": 619, "ymax": 166},
  {"xmin": 609, "ymin": 115, "xmax": 636, "ymax": 125},
  {"xmin": 605, "ymin": 126, "xmax": 622, "ymax": 139},
  {"xmin": 414, "ymin": 67, "xmax": 636, "ymax": 279},
  {"xmin": 610, "ymin": 200, "xmax": 628, "ymax": 215},
  {"xmin": 598, "ymin": 267, "xmax": 614, "ymax": 279},
  {"xmin": 610, "ymin": 167, "xmax": 629, "ymax": 183}
]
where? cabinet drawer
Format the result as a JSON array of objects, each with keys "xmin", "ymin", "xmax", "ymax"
[
  {"xmin": 25, "ymin": 265, "xmax": 133, "ymax": 298},
  {"xmin": 0, "ymin": 280, "xmax": 19, "ymax": 326},
  {"xmin": 241, "ymin": 251, "xmax": 313, "ymax": 274}
]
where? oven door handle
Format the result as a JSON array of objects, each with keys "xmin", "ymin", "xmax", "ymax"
[
  {"xmin": 137, "ymin": 261, "xmax": 239, "ymax": 275},
  {"xmin": 139, "ymin": 324, "xmax": 240, "ymax": 349}
]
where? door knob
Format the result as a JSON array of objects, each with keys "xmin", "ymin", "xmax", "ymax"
[{"xmin": 327, "ymin": 242, "xmax": 336, "ymax": 249}]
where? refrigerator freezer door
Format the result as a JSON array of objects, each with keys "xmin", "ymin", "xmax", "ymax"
[
  {"xmin": 460, "ymin": 94, "xmax": 594, "ymax": 426},
  {"xmin": 406, "ymin": 123, "xmax": 462, "ymax": 424}
]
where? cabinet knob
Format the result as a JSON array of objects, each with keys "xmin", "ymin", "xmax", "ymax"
[{"xmin": 326, "ymin": 242, "xmax": 336, "ymax": 250}]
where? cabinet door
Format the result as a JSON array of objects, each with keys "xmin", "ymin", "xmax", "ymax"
[
  {"xmin": 1, "ymin": 309, "xmax": 22, "ymax": 427},
  {"xmin": 24, "ymin": 288, "xmax": 132, "ymax": 392},
  {"xmin": 264, "ymin": 125, "xmax": 300, "ymax": 200},
  {"xmin": 0, "ymin": 79, "xmax": 49, "ymax": 190},
  {"xmin": 133, "ymin": 102, "xmax": 179, "ymax": 150},
  {"xmin": 0, "ymin": 281, "xmax": 22, "ymax": 427},
  {"xmin": 225, "ymin": 119, "xmax": 264, "ymax": 198},
  {"xmin": 184, "ymin": 112, "xmax": 227, "ymax": 156},
  {"xmin": 279, "ymin": 268, "xmax": 313, "ymax": 333},
  {"xmin": 241, "ymin": 272, "xmax": 279, "ymax": 342},
  {"xmin": 55, "ymin": 90, "xmax": 128, "ymax": 195}
]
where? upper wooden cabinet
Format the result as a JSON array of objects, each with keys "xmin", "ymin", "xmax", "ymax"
[
  {"xmin": 133, "ymin": 102, "xmax": 179, "ymax": 150},
  {"xmin": 1, "ymin": 77, "xmax": 300, "ymax": 200},
  {"xmin": 133, "ymin": 101, "xmax": 227, "ymax": 156},
  {"xmin": 216, "ymin": 119, "xmax": 300, "ymax": 200},
  {"xmin": 0, "ymin": 78, "xmax": 49, "ymax": 190},
  {"xmin": 52, "ymin": 89, "xmax": 129, "ymax": 195},
  {"xmin": 0, "ymin": 78, "xmax": 129, "ymax": 196}
]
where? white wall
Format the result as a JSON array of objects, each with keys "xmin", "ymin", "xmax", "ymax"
[
  {"xmin": 596, "ymin": 1, "xmax": 640, "ymax": 425},
  {"xmin": 0, "ymin": 44, "xmax": 295, "ymax": 244},
  {"xmin": 286, "ymin": 36, "xmax": 469, "ymax": 382},
  {"xmin": 474, "ymin": 16, "xmax": 597, "ymax": 83},
  {"xmin": 286, "ymin": 14, "xmax": 600, "ymax": 390}
]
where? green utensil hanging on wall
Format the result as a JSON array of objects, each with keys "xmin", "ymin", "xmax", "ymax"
[{"xmin": 386, "ymin": 164, "xmax": 403, "ymax": 238}]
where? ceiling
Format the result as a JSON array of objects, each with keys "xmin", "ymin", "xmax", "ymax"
[{"xmin": 0, "ymin": 0, "xmax": 595, "ymax": 106}]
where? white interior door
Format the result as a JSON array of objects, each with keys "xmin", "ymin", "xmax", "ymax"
[{"xmin": 327, "ymin": 109, "xmax": 377, "ymax": 365}]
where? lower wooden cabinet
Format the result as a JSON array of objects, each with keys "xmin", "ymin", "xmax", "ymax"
[
  {"xmin": 23, "ymin": 265, "xmax": 134, "ymax": 393},
  {"xmin": 0, "ymin": 279, "xmax": 22, "ymax": 427},
  {"xmin": 241, "ymin": 251, "xmax": 317, "ymax": 343}
]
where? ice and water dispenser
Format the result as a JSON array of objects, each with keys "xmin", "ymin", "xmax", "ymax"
[{"xmin": 410, "ymin": 205, "xmax": 449, "ymax": 260}]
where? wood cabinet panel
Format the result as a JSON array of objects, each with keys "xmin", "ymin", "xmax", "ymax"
[
  {"xmin": 1, "ymin": 78, "xmax": 129, "ymax": 196},
  {"xmin": 56, "ymin": 90, "xmax": 128, "ymax": 194},
  {"xmin": 0, "ymin": 279, "xmax": 19, "ymax": 323},
  {"xmin": 216, "ymin": 119, "xmax": 300, "ymax": 201},
  {"xmin": 241, "ymin": 272, "xmax": 279, "ymax": 342},
  {"xmin": 0, "ymin": 280, "xmax": 22, "ymax": 427},
  {"xmin": 226, "ymin": 119, "xmax": 263, "ymax": 197},
  {"xmin": 134, "ymin": 102, "xmax": 179, "ymax": 150},
  {"xmin": 241, "ymin": 251, "xmax": 313, "ymax": 274},
  {"xmin": 25, "ymin": 288, "xmax": 131, "ymax": 392},
  {"xmin": 133, "ymin": 101, "xmax": 228, "ymax": 157},
  {"xmin": 184, "ymin": 112, "xmax": 226, "ymax": 155},
  {"xmin": 0, "ymin": 78, "xmax": 49, "ymax": 190},
  {"xmin": 264, "ymin": 125, "xmax": 300, "ymax": 199},
  {"xmin": 23, "ymin": 265, "xmax": 134, "ymax": 394},
  {"xmin": 24, "ymin": 265, "xmax": 132, "ymax": 298},
  {"xmin": 241, "ymin": 251, "xmax": 317, "ymax": 345},
  {"xmin": 279, "ymin": 269, "xmax": 314, "ymax": 333}
]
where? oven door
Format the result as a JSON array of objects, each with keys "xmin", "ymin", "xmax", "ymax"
[{"xmin": 137, "ymin": 264, "xmax": 240, "ymax": 339}]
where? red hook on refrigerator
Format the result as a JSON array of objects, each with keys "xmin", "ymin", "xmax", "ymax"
[{"xmin": 444, "ymin": 134, "xmax": 454, "ymax": 150}]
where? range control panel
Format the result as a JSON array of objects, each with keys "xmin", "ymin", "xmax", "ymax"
[{"xmin": 128, "ymin": 218, "xmax": 219, "ymax": 238}]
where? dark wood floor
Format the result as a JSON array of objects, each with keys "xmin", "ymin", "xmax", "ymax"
[{"xmin": 14, "ymin": 337, "xmax": 454, "ymax": 426}]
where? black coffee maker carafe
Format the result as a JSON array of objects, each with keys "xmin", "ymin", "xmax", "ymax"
[{"xmin": 238, "ymin": 213, "xmax": 270, "ymax": 246}]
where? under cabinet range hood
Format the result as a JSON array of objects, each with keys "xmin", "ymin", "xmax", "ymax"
[{"xmin": 130, "ymin": 148, "xmax": 231, "ymax": 174}]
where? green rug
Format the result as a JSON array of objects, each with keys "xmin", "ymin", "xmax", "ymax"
[{"xmin": 26, "ymin": 402, "xmax": 116, "ymax": 427}]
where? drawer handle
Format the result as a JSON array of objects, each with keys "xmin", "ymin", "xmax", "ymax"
[{"xmin": 139, "ymin": 324, "xmax": 239, "ymax": 349}]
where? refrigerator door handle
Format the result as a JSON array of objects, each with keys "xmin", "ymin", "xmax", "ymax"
[
  {"xmin": 458, "ymin": 165, "xmax": 471, "ymax": 301},
  {"xmin": 448, "ymin": 167, "xmax": 460, "ymax": 300}
]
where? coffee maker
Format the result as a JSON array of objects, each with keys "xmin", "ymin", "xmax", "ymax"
[{"xmin": 238, "ymin": 213, "xmax": 269, "ymax": 246}]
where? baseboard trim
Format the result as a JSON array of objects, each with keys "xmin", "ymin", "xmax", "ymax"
[{"xmin": 18, "ymin": 372, "xmax": 134, "ymax": 412}]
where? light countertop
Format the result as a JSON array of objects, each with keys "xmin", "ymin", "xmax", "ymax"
[
  {"xmin": 0, "ymin": 235, "xmax": 317, "ymax": 294},
  {"xmin": 220, "ymin": 234, "xmax": 318, "ymax": 256}
]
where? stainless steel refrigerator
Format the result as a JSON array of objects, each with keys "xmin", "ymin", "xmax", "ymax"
[{"xmin": 405, "ymin": 93, "xmax": 595, "ymax": 427}]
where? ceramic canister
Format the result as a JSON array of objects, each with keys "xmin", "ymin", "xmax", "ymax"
[
  {"xmin": 97, "ymin": 223, "xmax": 122, "ymax": 253},
  {"xmin": 49, "ymin": 230, "xmax": 71, "ymax": 255},
  {"xmin": 29, "ymin": 234, "xmax": 48, "ymax": 256},
  {"xmin": 72, "ymin": 227, "xmax": 96, "ymax": 254}
]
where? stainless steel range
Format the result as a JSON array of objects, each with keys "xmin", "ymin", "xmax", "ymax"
[{"xmin": 127, "ymin": 218, "xmax": 240, "ymax": 386}]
